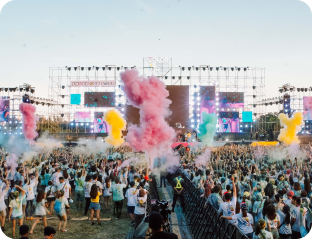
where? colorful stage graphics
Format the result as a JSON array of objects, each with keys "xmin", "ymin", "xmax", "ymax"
[
  {"xmin": 219, "ymin": 92, "xmax": 244, "ymax": 108},
  {"xmin": 0, "ymin": 97, "xmax": 10, "ymax": 122},
  {"xmin": 74, "ymin": 112, "xmax": 91, "ymax": 123},
  {"xmin": 70, "ymin": 94, "xmax": 81, "ymax": 105},
  {"xmin": 94, "ymin": 112, "xmax": 108, "ymax": 133},
  {"xmin": 303, "ymin": 97, "xmax": 312, "ymax": 120},
  {"xmin": 218, "ymin": 112, "xmax": 239, "ymax": 132},
  {"xmin": 242, "ymin": 111, "xmax": 252, "ymax": 122},
  {"xmin": 200, "ymin": 86, "xmax": 216, "ymax": 115},
  {"xmin": 84, "ymin": 92, "xmax": 115, "ymax": 107}
]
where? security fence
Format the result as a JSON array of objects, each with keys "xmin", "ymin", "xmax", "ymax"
[{"xmin": 181, "ymin": 174, "xmax": 249, "ymax": 239}]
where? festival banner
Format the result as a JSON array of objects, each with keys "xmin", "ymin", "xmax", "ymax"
[{"xmin": 71, "ymin": 80, "xmax": 116, "ymax": 87}]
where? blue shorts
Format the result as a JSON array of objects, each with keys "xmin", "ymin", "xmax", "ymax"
[
  {"xmin": 75, "ymin": 191, "xmax": 84, "ymax": 202},
  {"xmin": 12, "ymin": 215, "xmax": 23, "ymax": 220},
  {"xmin": 89, "ymin": 202, "xmax": 101, "ymax": 211},
  {"xmin": 127, "ymin": 206, "xmax": 135, "ymax": 214}
]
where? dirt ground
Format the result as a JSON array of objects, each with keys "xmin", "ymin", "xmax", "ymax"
[{"xmin": 1, "ymin": 197, "xmax": 131, "ymax": 239}]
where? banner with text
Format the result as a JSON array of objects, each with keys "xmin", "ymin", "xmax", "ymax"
[{"xmin": 71, "ymin": 81, "xmax": 115, "ymax": 87}]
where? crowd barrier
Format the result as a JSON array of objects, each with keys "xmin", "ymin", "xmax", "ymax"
[{"xmin": 180, "ymin": 174, "xmax": 249, "ymax": 239}]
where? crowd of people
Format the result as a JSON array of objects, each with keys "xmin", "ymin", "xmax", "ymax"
[{"xmin": 177, "ymin": 144, "xmax": 312, "ymax": 239}]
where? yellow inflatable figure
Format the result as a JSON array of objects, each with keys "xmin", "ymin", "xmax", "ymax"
[
  {"xmin": 278, "ymin": 112, "xmax": 303, "ymax": 145},
  {"xmin": 104, "ymin": 109, "xmax": 127, "ymax": 147}
]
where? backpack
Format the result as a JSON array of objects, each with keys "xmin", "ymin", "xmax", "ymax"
[{"xmin": 54, "ymin": 200, "xmax": 62, "ymax": 214}]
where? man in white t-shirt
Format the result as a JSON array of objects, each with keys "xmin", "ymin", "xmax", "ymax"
[
  {"xmin": 25, "ymin": 172, "xmax": 38, "ymax": 220},
  {"xmin": 91, "ymin": 174, "xmax": 103, "ymax": 194},
  {"xmin": 125, "ymin": 181, "xmax": 137, "ymax": 225},
  {"xmin": 51, "ymin": 168, "xmax": 62, "ymax": 186},
  {"xmin": 218, "ymin": 176, "xmax": 237, "ymax": 224}
]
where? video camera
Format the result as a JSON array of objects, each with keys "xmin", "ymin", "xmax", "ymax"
[{"xmin": 156, "ymin": 199, "xmax": 171, "ymax": 222}]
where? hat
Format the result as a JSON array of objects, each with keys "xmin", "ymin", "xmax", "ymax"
[
  {"xmin": 287, "ymin": 190, "xmax": 294, "ymax": 197},
  {"xmin": 241, "ymin": 203, "xmax": 248, "ymax": 210},
  {"xmin": 243, "ymin": 191, "xmax": 250, "ymax": 197}
]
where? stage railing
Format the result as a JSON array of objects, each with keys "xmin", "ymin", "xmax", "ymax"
[{"xmin": 180, "ymin": 174, "xmax": 249, "ymax": 239}]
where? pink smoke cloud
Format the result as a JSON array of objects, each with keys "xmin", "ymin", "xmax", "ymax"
[
  {"xmin": 120, "ymin": 69, "xmax": 176, "ymax": 154},
  {"xmin": 19, "ymin": 103, "xmax": 38, "ymax": 140}
]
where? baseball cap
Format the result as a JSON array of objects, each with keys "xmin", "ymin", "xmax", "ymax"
[{"xmin": 241, "ymin": 203, "xmax": 248, "ymax": 210}]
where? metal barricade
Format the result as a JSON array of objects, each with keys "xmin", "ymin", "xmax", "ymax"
[{"xmin": 180, "ymin": 174, "xmax": 249, "ymax": 239}]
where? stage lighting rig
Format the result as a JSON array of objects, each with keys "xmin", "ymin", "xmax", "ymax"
[{"xmin": 22, "ymin": 94, "xmax": 30, "ymax": 104}]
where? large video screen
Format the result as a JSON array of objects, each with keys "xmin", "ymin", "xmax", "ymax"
[
  {"xmin": 0, "ymin": 97, "xmax": 10, "ymax": 122},
  {"xmin": 219, "ymin": 92, "xmax": 244, "ymax": 108},
  {"xmin": 84, "ymin": 92, "xmax": 115, "ymax": 107},
  {"xmin": 242, "ymin": 111, "xmax": 252, "ymax": 122},
  {"xmin": 303, "ymin": 97, "xmax": 312, "ymax": 120},
  {"xmin": 200, "ymin": 86, "xmax": 216, "ymax": 115},
  {"xmin": 94, "ymin": 112, "xmax": 108, "ymax": 133},
  {"xmin": 218, "ymin": 117, "xmax": 240, "ymax": 132},
  {"xmin": 75, "ymin": 112, "xmax": 91, "ymax": 123}
]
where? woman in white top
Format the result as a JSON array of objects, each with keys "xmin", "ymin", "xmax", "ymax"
[
  {"xmin": 265, "ymin": 204, "xmax": 281, "ymax": 239},
  {"xmin": 29, "ymin": 190, "xmax": 50, "ymax": 234},
  {"xmin": 253, "ymin": 219, "xmax": 273, "ymax": 239},
  {"xmin": 133, "ymin": 189, "xmax": 147, "ymax": 230},
  {"xmin": 103, "ymin": 177, "xmax": 112, "ymax": 210},
  {"xmin": 277, "ymin": 204, "xmax": 292, "ymax": 239}
]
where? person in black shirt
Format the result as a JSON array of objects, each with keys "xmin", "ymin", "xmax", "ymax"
[
  {"xmin": 149, "ymin": 212, "xmax": 178, "ymax": 239},
  {"xmin": 19, "ymin": 224, "xmax": 29, "ymax": 239}
]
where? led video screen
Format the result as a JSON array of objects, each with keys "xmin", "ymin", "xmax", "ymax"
[
  {"xmin": 94, "ymin": 112, "xmax": 108, "ymax": 133},
  {"xmin": 218, "ymin": 118, "xmax": 240, "ymax": 132},
  {"xmin": 0, "ymin": 97, "xmax": 10, "ymax": 122},
  {"xmin": 303, "ymin": 97, "xmax": 312, "ymax": 120},
  {"xmin": 70, "ymin": 94, "xmax": 81, "ymax": 105},
  {"xmin": 75, "ymin": 112, "xmax": 91, "ymax": 123},
  {"xmin": 219, "ymin": 92, "xmax": 244, "ymax": 108},
  {"xmin": 84, "ymin": 92, "xmax": 115, "ymax": 107},
  {"xmin": 200, "ymin": 86, "xmax": 216, "ymax": 115},
  {"xmin": 242, "ymin": 111, "xmax": 252, "ymax": 122}
]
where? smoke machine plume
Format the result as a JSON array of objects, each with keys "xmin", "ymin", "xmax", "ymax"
[
  {"xmin": 197, "ymin": 111, "xmax": 218, "ymax": 146},
  {"xmin": 120, "ymin": 69, "xmax": 175, "ymax": 155},
  {"xmin": 19, "ymin": 103, "xmax": 38, "ymax": 141},
  {"xmin": 104, "ymin": 109, "xmax": 127, "ymax": 147},
  {"xmin": 278, "ymin": 112, "xmax": 303, "ymax": 145}
]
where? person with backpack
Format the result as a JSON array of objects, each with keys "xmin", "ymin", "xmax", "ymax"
[
  {"xmin": 29, "ymin": 190, "xmax": 50, "ymax": 234},
  {"xmin": 89, "ymin": 184, "xmax": 102, "ymax": 225},
  {"xmin": 54, "ymin": 190, "xmax": 69, "ymax": 232},
  {"xmin": 172, "ymin": 171, "xmax": 185, "ymax": 213},
  {"xmin": 75, "ymin": 168, "xmax": 86, "ymax": 212}
]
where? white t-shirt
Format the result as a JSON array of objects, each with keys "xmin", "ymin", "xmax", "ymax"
[
  {"xmin": 84, "ymin": 181, "xmax": 93, "ymax": 198},
  {"xmin": 265, "ymin": 214, "xmax": 280, "ymax": 230},
  {"xmin": 134, "ymin": 194, "xmax": 147, "ymax": 215},
  {"xmin": 219, "ymin": 196, "xmax": 237, "ymax": 221},
  {"xmin": 33, "ymin": 199, "xmax": 47, "ymax": 216},
  {"xmin": 55, "ymin": 197, "xmax": 68, "ymax": 215},
  {"xmin": 26, "ymin": 182, "xmax": 36, "ymax": 200},
  {"xmin": 63, "ymin": 182, "xmax": 71, "ymax": 199},
  {"xmin": 103, "ymin": 182, "xmax": 112, "ymax": 197},
  {"xmin": 52, "ymin": 172, "xmax": 62, "ymax": 185},
  {"xmin": 125, "ymin": 188, "xmax": 137, "ymax": 206},
  {"xmin": 232, "ymin": 213, "xmax": 254, "ymax": 234},
  {"xmin": 44, "ymin": 185, "xmax": 56, "ymax": 198},
  {"xmin": 92, "ymin": 180, "xmax": 103, "ymax": 190},
  {"xmin": 291, "ymin": 206, "xmax": 307, "ymax": 232},
  {"xmin": 9, "ymin": 194, "xmax": 26, "ymax": 217}
]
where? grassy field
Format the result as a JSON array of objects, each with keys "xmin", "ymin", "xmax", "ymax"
[{"xmin": 1, "ymin": 198, "xmax": 132, "ymax": 239}]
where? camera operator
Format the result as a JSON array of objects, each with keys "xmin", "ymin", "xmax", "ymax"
[{"xmin": 149, "ymin": 212, "xmax": 178, "ymax": 239}]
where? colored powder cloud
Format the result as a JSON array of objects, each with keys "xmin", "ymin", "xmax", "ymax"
[
  {"xmin": 19, "ymin": 103, "xmax": 38, "ymax": 141},
  {"xmin": 120, "ymin": 69, "xmax": 176, "ymax": 154},
  {"xmin": 197, "ymin": 111, "xmax": 218, "ymax": 146},
  {"xmin": 278, "ymin": 112, "xmax": 303, "ymax": 145},
  {"xmin": 104, "ymin": 109, "xmax": 127, "ymax": 147}
]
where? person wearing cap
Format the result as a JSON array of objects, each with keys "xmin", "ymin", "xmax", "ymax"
[
  {"xmin": 222, "ymin": 203, "xmax": 254, "ymax": 238},
  {"xmin": 284, "ymin": 191, "xmax": 294, "ymax": 208},
  {"xmin": 148, "ymin": 212, "xmax": 178, "ymax": 239},
  {"xmin": 218, "ymin": 175, "xmax": 237, "ymax": 224},
  {"xmin": 253, "ymin": 219, "xmax": 273, "ymax": 239},
  {"xmin": 19, "ymin": 224, "xmax": 29, "ymax": 239},
  {"xmin": 9, "ymin": 185, "xmax": 26, "ymax": 238},
  {"xmin": 44, "ymin": 226, "xmax": 56, "ymax": 239}
]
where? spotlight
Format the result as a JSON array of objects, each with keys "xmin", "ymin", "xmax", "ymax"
[
  {"xmin": 188, "ymin": 67, "xmax": 191, "ymax": 71},
  {"xmin": 4, "ymin": 88, "xmax": 8, "ymax": 92},
  {"xmin": 210, "ymin": 67, "xmax": 213, "ymax": 71},
  {"xmin": 108, "ymin": 67, "xmax": 111, "ymax": 71},
  {"xmin": 68, "ymin": 67, "xmax": 71, "ymax": 71},
  {"xmin": 297, "ymin": 88, "xmax": 300, "ymax": 92},
  {"xmin": 178, "ymin": 76, "xmax": 182, "ymax": 79},
  {"xmin": 244, "ymin": 68, "xmax": 247, "ymax": 71},
  {"xmin": 279, "ymin": 89, "xmax": 283, "ymax": 93},
  {"xmin": 301, "ymin": 88, "xmax": 304, "ymax": 92},
  {"xmin": 61, "ymin": 114, "xmax": 64, "ymax": 117},
  {"xmin": 165, "ymin": 76, "xmax": 168, "ymax": 79},
  {"xmin": 216, "ymin": 67, "xmax": 219, "ymax": 71},
  {"xmin": 88, "ymin": 67, "xmax": 91, "ymax": 71},
  {"xmin": 305, "ymin": 88, "xmax": 308, "ymax": 92},
  {"xmin": 224, "ymin": 67, "xmax": 227, "ymax": 71},
  {"xmin": 96, "ymin": 67, "xmax": 99, "ymax": 71},
  {"xmin": 194, "ymin": 85, "xmax": 197, "ymax": 88},
  {"xmin": 117, "ymin": 67, "xmax": 120, "ymax": 71},
  {"xmin": 62, "ymin": 86, "xmax": 65, "ymax": 89},
  {"xmin": 61, "ymin": 104, "xmax": 64, "ymax": 108},
  {"xmin": 231, "ymin": 67, "xmax": 234, "ymax": 71},
  {"xmin": 74, "ymin": 67, "xmax": 78, "ymax": 71},
  {"xmin": 172, "ymin": 76, "xmax": 175, "ymax": 79},
  {"xmin": 102, "ymin": 67, "xmax": 105, "ymax": 71},
  {"xmin": 253, "ymin": 86, "xmax": 256, "ymax": 89},
  {"xmin": 253, "ymin": 104, "xmax": 256, "ymax": 108},
  {"xmin": 237, "ymin": 68, "xmax": 241, "ymax": 71},
  {"xmin": 187, "ymin": 76, "xmax": 190, "ymax": 80},
  {"xmin": 81, "ymin": 67, "xmax": 84, "ymax": 71},
  {"xmin": 182, "ymin": 67, "xmax": 185, "ymax": 71},
  {"xmin": 202, "ymin": 67, "xmax": 205, "ymax": 71},
  {"xmin": 253, "ymin": 95, "xmax": 256, "ymax": 98},
  {"xmin": 196, "ymin": 67, "xmax": 198, "ymax": 71}
]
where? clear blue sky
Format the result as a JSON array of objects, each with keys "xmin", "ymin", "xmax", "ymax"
[{"xmin": 0, "ymin": 0, "xmax": 311, "ymax": 114}]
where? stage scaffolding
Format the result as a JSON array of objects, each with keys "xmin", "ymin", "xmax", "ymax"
[{"xmin": 48, "ymin": 58, "xmax": 266, "ymax": 134}]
